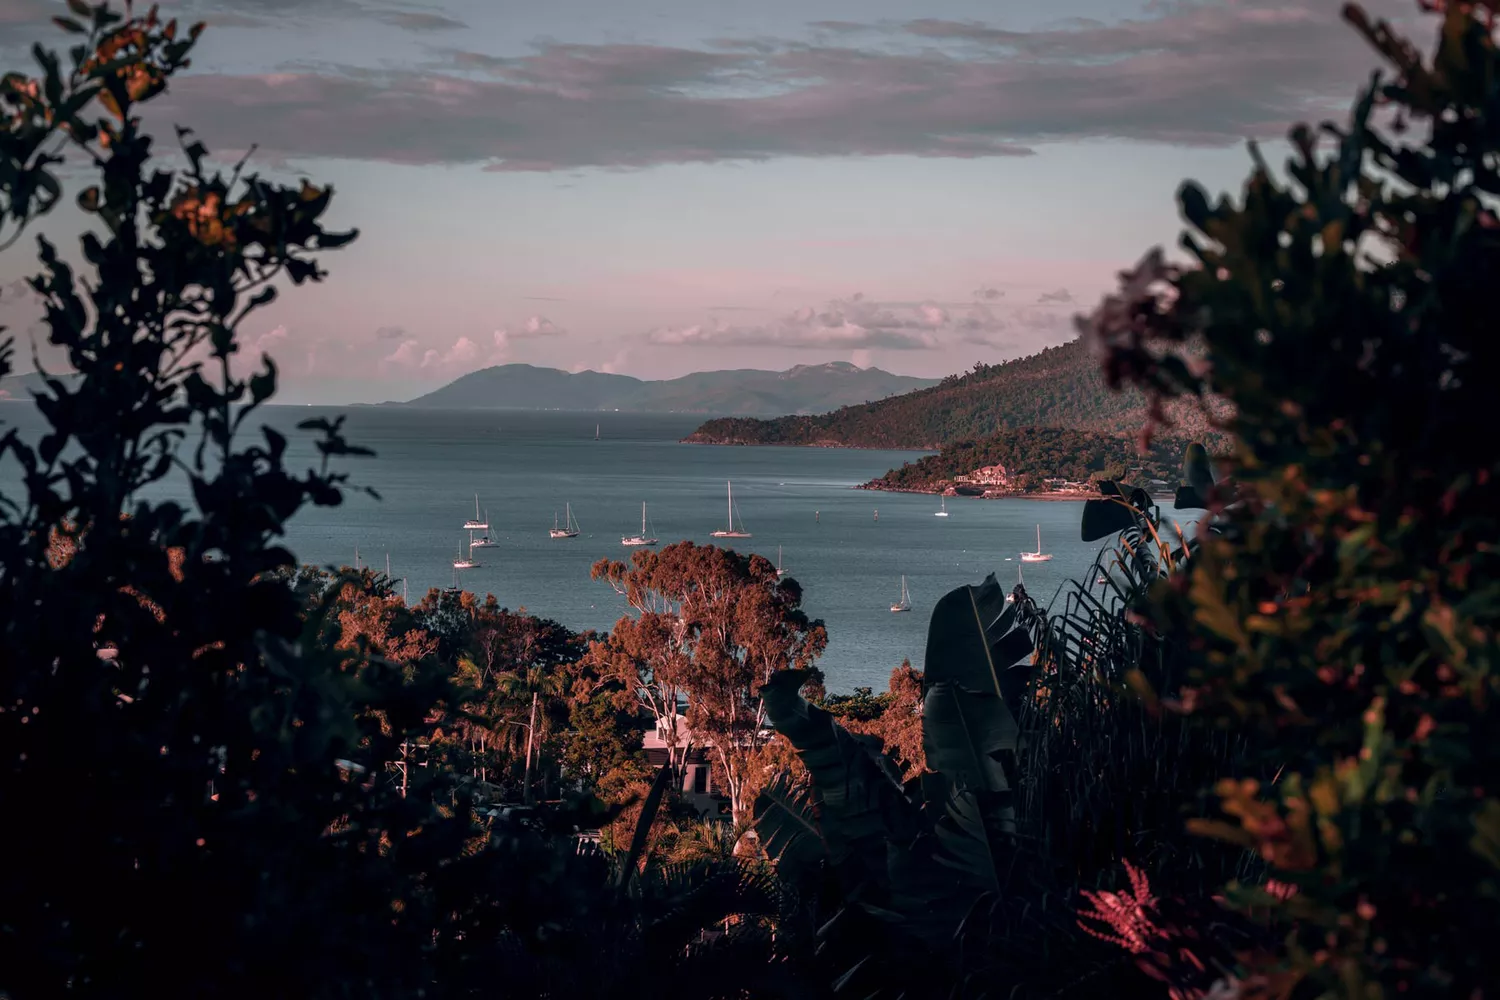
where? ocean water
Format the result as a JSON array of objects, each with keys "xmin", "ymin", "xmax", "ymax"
[{"xmin": 0, "ymin": 404, "xmax": 1187, "ymax": 692}]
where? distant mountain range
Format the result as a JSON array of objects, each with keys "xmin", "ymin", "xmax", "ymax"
[
  {"xmin": 684, "ymin": 338, "xmax": 1219, "ymax": 450},
  {"xmin": 395, "ymin": 362, "xmax": 939, "ymax": 415}
]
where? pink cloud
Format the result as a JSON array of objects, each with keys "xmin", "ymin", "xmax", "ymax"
[
  {"xmin": 420, "ymin": 336, "xmax": 481, "ymax": 370},
  {"xmin": 646, "ymin": 293, "xmax": 1014, "ymax": 351}
]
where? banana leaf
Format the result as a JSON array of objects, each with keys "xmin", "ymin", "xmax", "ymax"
[
  {"xmin": 758, "ymin": 669, "xmax": 916, "ymax": 891},
  {"xmin": 753, "ymin": 772, "xmax": 826, "ymax": 886}
]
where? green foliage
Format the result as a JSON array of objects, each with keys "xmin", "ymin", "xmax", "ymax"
[
  {"xmin": 755, "ymin": 576, "xmax": 1074, "ymax": 998},
  {"xmin": 866, "ymin": 425, "xmax": 1203, "ymax": 494},
  {"xmin": 1082, "ymin": 3, "xmax": 1500, "ymax": 996},
  {"xmin": 686, "ymin": 338, "xmax": 1221, "ymax": 450},
  {"xmin": 0, "ymin": 9, "xmax": 467, "ymax": 995}
]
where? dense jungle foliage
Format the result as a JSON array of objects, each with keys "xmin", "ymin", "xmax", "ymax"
[{"xmin": 2, "ymin": 3, "xmax": 1494, "ymax": 1000}]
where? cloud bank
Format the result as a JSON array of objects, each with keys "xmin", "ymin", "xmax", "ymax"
[
  {"xmin": 135, "ymin": 0, "xmax": 1411, "ymax": 172},
  {"xmin": 642, "ymin": 291, "xmax": 1075, "ymax": 352}
]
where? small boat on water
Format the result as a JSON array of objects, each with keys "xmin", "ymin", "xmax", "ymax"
[
  {"xmin": 934, "ymin": 495, "xmax": 949, "ymax": 518},
  {"xmin": 890, "ymin": 575, "xmax": 911, "ymax": 613},
  {"xmin": 469, "ymin": 510, "xmax": 496, "ymax": 548},
  {"xmin": 1020, "ymin": 524, "xmax": 1053, "ymax": 563},
  {"xmin": 622, "ymin": 502, "xmax": 659, "ymax": 547},
  {"xmin": 550, "ymin": 503, "xmax": 581, "ymax": 539},
  {"xmin": 453, "ymin": 538, "xmax": 479, "ymax": 570},
  {"xmin": 709, "ymin": 481, "xmax": 752, "ymax": 539},
  {"xmin": 464, "ymin": 494, "xmax": 489, "ymax": 531},
  {"xmin": 1006, "ymin": 564, "xmax": 1023, "ymax": 603},
  {"xmin": 776, "ymin": 545, "xmax": 786, "ymax": 578}
]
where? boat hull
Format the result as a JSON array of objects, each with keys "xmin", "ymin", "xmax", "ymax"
[
  {"xmin": 710, "ymin": 531, "xmax": 752, "ymax": 538},
  {"xmin": 549, "ymin": 530, "xmax": 580, "ymax": 539},
  {"xmin": 621, "ymin": 537, "xmax": 657, "ymax": 546},
  {"xmin": 1020, "ymin": 554, "xmax": 1053, "ymax": 562}
]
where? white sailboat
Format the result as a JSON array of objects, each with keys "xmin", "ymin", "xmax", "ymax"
[
  {"xmin": 469, "ymin": 509, "xmax": 496, "ymax": 548},
  {"xmin": 621, "ymin": 502, "xmax": 659, "ymax": 547},
  {"xmin": 890, "ymin": 575, "xmax": 912, "ymax": 613},
  {"xmin": 550, "ymin": 502, "xmax": 581, "ymax": 539},
  {"xmin": 934, "ymin": 495, "xmax": 949, "ymax": 517},
  {"xmin": 463, "ymin": 494, "xmax": 488, "ymax": 531},
  {"xmin": 709, "ymin": 481, "xmax": 752, "ymax": 538},
  {"xmin": 776, "ymin": 545, "xmax": 786, "ymax": 578},
  {"xmin": 453, "ymin": 537, "xmax": 479, "ymax": 570},
  {"xmin": 1006, "ymin": 564, "xmax": 1023, "ymax": 603},
  {"xmin": 1021, "ymin": 524, "xmax": 1053, "ymax": 563}
]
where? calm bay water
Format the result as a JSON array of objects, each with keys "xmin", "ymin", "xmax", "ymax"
[{"xmin": 0, "ymin": 404, "xmax": 1183, "ymax": 692}]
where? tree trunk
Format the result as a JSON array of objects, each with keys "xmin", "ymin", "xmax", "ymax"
[{"xmin": 523, "ymin": 690, "xmax": 538, "ymax": 806}]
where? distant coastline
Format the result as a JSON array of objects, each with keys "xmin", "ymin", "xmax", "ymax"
[
  {"xmin": 685, "ymin": 436, "xmax": 938, "ymax": 452},
  {"xmin": 857, "ymin": 483, "xmax": 1092, "ymax": 502}
]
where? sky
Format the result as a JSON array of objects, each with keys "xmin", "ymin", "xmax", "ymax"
[{"xmin": 0, "ymin": 0, "xmax": 1416, "ymax": 403}]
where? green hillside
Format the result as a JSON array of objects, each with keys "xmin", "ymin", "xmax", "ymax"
[
  {"xmin": 867, "ymin": 426, "xmax": 1190, "ymax": 493},
  {"xmin": 683, "ymin": 338, "xmax": 1158, "ymax": 449}
]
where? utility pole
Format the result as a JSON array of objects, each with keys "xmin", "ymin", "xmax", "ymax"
[
  {"xmin": 523, "ymin": 690, "xmax": 538, "ymax": 806},
  {"xmin": 396, "ymin": 740, "xmax": 428, "ymax": 799},
  {"xmin": 398, "ymin": 740, "xmax": 408, "ymax": 799}
]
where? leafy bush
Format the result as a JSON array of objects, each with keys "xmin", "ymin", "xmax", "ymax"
[{"xmin": 1082, "ymin": 3, "xmax": 1500, "ymax": 996}]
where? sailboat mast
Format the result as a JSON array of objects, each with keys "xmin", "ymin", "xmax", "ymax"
[{"xmin": 727, "ymin": 481, "xmax": 732, "ymax": 529}]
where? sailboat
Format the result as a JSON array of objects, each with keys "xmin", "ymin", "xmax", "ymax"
[
  {"xmin": 1006, "ymin": 564, "xmax": 1023, "ymax": 603},
  {"xmin": 890, "ymin": 575, "xmax": 912, "ymax": 613},
  {"xmin": 469, "ymin": 509, "xmax": 496, "ymax": 548},
  {"xmin": 1020, "ymin": 524, "xmax": 1053, "ymax": 563},
  {"xmin": 463, "ymin": 494, "xmax": 488, "ymax": 531},
  {"xmin": 934, "ymin": 495, "xmax": 949, "ymax": 517},
  {"xmin": 709, "ymin": 481, "xmax": 752, "ymax": 538},
  {"xmin": 621, "ymin": 502, "xmax": 659, "ymax": 547},
  {"xmin": 595, "ymin": 423, "xmax": 599, "ymax": 441},
  {"xmin": 453, "ymin": 537, "xmax": 479, "ymax": 570},
  {"xmin": 776, "ymin": 545, "xmax": 786, "ymax": 578},
  {"xmin": 550, "ymin": 503, "xmax": 581, "ymax": 539}
]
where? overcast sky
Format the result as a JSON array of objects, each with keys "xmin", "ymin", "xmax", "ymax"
[{"xmin": 0, "ymin": 0, "xmax": 1412, "ymax": 403}]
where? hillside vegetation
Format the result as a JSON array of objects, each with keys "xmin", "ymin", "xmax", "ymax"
[
  {"xmin": 684, "ymin": 339, "xmax": 1137, "ymax": 448},
  {"xmin": 685, "ymin": 339, "xmax": 1219, "ymax": 449},
  {"xmin": 868, "ymin": 427, "xmax": 1191, "ymax": 492}
]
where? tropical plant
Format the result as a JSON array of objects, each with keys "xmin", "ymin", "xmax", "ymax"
[
  {"xmin": 1079, "ymin": 1, "xmax": 1500, "ymax": 996},
  {"xmin": 753, "ymin": 574, "xmax": 1059, "ymax": 997}
]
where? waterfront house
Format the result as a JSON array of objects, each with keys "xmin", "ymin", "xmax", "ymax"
[
  {"xmin": 971, "ymin": 464, "xmax": 1011, "ymax": 487},
  {"xmin": 642, "ymin": 715, "xmax": 731, "ymax": 820}
]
